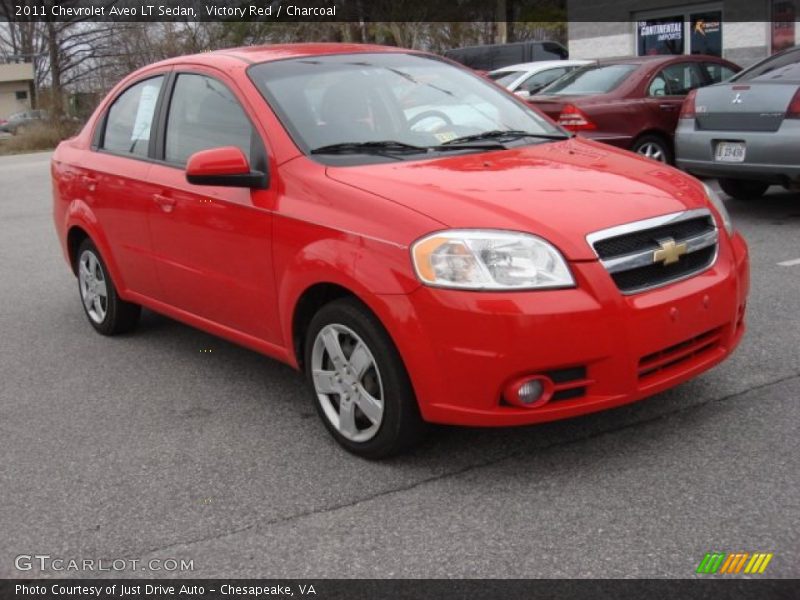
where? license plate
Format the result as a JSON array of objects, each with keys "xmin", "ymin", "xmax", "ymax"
[{"xmin": 715, "ymin": 142, "xmax": 746, "ymax": 162}]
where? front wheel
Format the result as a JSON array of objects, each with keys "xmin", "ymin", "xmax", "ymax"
[
  {"xmin": 76, "ymin": 239, "xmax": 141, "ymax": 335},
  {"xmin": 304, "ymin": 298, "xmax": 425, "ymax": 459},
  {"xmin": 718, "ymin": 178, "xmax": 770, "ymax": 201}
]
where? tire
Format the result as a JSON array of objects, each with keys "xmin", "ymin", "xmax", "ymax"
[
  {"xmin": 632, "ymin": 134, "xmax": 673, "ymax": 164},
  {"xmin": 304, "ymin": 297, "xmax": 425, "ymax": 459},
  {"xmin": 76, "ymin": 239, "xmax": 140, "ymax": 335},
  {"xmin": 718, "ymin": 178, "xmax": 770, "ymax": 201}
]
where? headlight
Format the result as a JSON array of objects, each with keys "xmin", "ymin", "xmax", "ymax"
[
  {"xmin": 411, "ymin": 230, "xmax": 574, "ymax": 290},
  {"xmin": 703, "ymin": 182, "xmax": 733, "ymax": 235}
]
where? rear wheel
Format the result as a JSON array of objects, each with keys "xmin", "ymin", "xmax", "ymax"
[
  {"xmin": 632, "ymin": 134, "xmax": 673, "ymax": 164},
  {"xmin": 718, "ymin": 178, "xmax": 770, "ymax": 201},
  {"xmin": 304, "ymin": 298, "xmax": 425, "ymax": 459},
  {"xmin": 76, "ymin": 239, "xmax": 140, "ymax": 335}
]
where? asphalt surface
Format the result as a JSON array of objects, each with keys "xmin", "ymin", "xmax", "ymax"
[{"xmin": 1, "ymin": 151, "xmax": 798, "ymax": 579}]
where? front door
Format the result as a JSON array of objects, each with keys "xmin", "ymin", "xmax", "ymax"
[{"xmin": 146, "ymin": 72, "xmax": 280, "ymax": 345}]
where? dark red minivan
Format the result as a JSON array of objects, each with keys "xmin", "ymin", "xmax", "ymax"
[{"xmin": 528, "ymin": 55, "xmax": 740, "ymax": 163}]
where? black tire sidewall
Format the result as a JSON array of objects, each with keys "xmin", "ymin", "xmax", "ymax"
[
  {"xmin": 718, "ymin": 178, "xmax": 769, "ymax": 200},
  {"xmin": 76, "ymin": 239, "xmax": 137, "ymax": 335},
  {"xmin": 304, "ymin": 298, "xmax": 422, "ymax": 459}
]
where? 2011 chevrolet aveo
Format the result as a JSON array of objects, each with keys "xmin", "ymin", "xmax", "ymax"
[{"xmin": 52, "ymin": 44, "xmax": 749, "ymax": 458}]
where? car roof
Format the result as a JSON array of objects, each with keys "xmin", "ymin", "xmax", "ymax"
[
  {"xmin": 490, "ymin": 59, "xmax": 593, "ymax": 73},
  {"xmin": 151, "ymin": 43, "xmax": 416, "ymax": 69},
  {"xmin": 595, "ymin": 54, "xmax": 725, "ymax": 67}
]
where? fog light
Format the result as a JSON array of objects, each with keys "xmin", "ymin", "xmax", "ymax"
[
  {"xmin": 518, "ymin": 380, "xmax": 544, "ymax": 404},
  {"xmin": 504, "ymin": 375, "xmax": 553, "ymax": 409}
]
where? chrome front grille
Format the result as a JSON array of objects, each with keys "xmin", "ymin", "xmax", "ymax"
[{"xmin": 587, "ymin": 209, "xmax": 718, "ymax": 294}]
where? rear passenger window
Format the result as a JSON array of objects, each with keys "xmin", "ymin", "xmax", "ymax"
[
  {"xmin": 704, "ymin": 63, "xmax": 737, "ymax": 83},
  {"xmin": 658, "ymin": 63, "xmax": 704, "ymax": 96},
  {"xmin": 102, "ymin": 76, "xmax": 164, "ymax": 157},
  {"xmin": 165, "ymin": 74, "xmax": 254, "ymax": 165}
]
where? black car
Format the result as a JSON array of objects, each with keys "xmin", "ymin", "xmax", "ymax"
[{"xmin": 444, "ymin": 41, "xmax": 568, "ymax": 71}]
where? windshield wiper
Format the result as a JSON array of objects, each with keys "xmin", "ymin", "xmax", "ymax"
[
  {"xmin": 439, "ymin": 129, "xmax": 572, "ymax": 146},
  {"xmin": 310, "ymin": 139, "xmax": 507, "ymax": 157},
  {"xmin": 310, "ymin": 141, "xmax": 427, "ymax": 155}
]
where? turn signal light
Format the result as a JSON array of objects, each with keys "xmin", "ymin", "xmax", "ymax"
[
  {"xmin": 557, "ymin": 104, "xmax": 596, "ymax": 131},
  {"xmin": 787, "ymin": 89, "xmax": 800, "ymax": 119},
  {"xmin": 680, "ymin": 89, "xmax": 697, "ymax": 119}
]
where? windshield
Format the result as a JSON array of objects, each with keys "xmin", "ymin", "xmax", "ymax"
[
  {"xmin": 489, "ymin": 70, "xmax": 524, "ymax": 86},
  {"xmin": 248, "ymin": 53, "xmax": 564, "ymax": 163},
  {"xmin": 541, "ymin": 64, "xmax": 637, "ymax": 95}
]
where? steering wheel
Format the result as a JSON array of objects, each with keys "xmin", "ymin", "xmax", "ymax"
[{"xmin": 408, "ymin": 110, "xmax": 453, "ymax": 132}]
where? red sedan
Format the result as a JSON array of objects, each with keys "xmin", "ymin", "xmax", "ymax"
[
  {"xmin": 52, "ymin": 44, "xmax": 749, "ymax": 457},
  {"xmin": 529, "ymin": 55, "xmax": 740, "ymax": 163}
]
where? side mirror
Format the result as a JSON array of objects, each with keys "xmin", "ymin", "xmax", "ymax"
[
  {"xmin": 186, "ymin": 146, "xmax": 268, "ymax": 189},
  {"xmin": 514, "ymin": 89, "xmax": 531, "ymax": 100}
]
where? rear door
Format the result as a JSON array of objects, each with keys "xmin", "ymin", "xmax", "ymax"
[
  {"xmin": 643, "ymin": 62, "xmax": 706, "ymax": 134},
  {"xmin": 86, "ymin": 74, "xmax": 168, "ymax": 299},
  {"xmin": 145, "ymin": 69, "xmax": 281, "ymax": 344}
]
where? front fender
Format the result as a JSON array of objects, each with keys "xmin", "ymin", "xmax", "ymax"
[{"xmin": 274, "ymin": 223, "xmax": 422, "ymax": 368}]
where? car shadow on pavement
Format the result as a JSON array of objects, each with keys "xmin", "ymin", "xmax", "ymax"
[
  {"xmin": 131, "ymin": 306, "xmax": 722, "ymax": 470},
  {"xmin": 723, "ymin": 186, "xmax": 800, "ymax": 223}
]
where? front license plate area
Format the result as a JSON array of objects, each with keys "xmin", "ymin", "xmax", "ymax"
[{"xmin": 715, "ymin": 141, "xmax": 746, "ymax": 162}]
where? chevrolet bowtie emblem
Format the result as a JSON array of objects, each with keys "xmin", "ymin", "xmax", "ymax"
[{"xmin": 653, "ymin": 238, "xmax": 688, "ymax": 265}]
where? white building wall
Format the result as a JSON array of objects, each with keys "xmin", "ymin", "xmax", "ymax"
[{"xmin": 569, "ymin": 31, "xmax": 636, "ymax": 59}]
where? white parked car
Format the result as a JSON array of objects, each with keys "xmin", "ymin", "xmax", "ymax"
[{"xmin": 488, "ymin": 60, "xmax": 594, "ymax": 99}]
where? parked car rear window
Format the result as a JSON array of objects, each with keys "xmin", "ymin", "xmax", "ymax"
[
  {"xmin": 750, "ymin": 62, "xmax": 800, "ymax": 83},
  {"xmin": 540, "ymin": 64, "xmax": 637, "ymax": 95},
  {"xmin": 520, "ymin": 67, "xmax": 570, "ymax": 93},
  {"xmin": 164, "ymin": 74, "xmax": 253, "ymax": 165},
  {"xmin": 734, "ymin": 48, "xmax": 800, "ymax": 82},
  {"xmin": 489, "ymin": 70, "xmax": 524, "ymax": 86},
  {"xmin": 102, "ymin": 76, "xmax": 164, "ymax": 158}
]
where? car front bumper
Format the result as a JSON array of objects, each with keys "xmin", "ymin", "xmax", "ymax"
[
  {"xmin": 378, "ymin": 232, "xmax": 749, "ymax": 427},
  {"xmin": 675, "ymin": 120, "xmax": 800, "ymax": 183}
]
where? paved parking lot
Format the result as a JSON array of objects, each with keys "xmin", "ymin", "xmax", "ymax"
[{"xmin": 1, "ymin": 151, "xmax": 798, "ymax": 578}]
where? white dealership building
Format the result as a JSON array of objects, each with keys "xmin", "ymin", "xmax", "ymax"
[{"xmin": 568, "ymin": 0, "xmax": 799, "ymax": 67}]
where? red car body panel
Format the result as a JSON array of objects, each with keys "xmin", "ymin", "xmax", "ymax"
[
  {"xmin": 528, "ymin": 55, "xmax": 741, "ymax": 152},
  {"xmin": 52, "ymin": 44, "xmax": 749, "ymax": 427}
]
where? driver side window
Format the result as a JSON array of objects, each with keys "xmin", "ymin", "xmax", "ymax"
[
  {"xmin": 655, "ymin": 63, "xmax": 704, "ymax": 96},
  {"xmin": 164, "ymin": 74, "xmax": 254, "ymax": 166}
]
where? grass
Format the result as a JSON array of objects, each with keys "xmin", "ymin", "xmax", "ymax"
[{"xmin": 0, "ymin": 121, "xmax": 81, "ymax": 155}]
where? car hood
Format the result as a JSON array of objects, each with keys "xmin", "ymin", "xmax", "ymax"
[{"xmin": 325, "ymin": 138, "xmax": 710, "ymax": 261}]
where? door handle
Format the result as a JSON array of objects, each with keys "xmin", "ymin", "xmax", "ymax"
[
  {"xmin": 81, "ymin": 175, "xmax": 97, "ymax": 192},
  {"xmin": 153, "ymin": 193, "xmax": 176, "ymax": 213},
  {"xmin": 659, "ymin": 104, "xmax": 678, "ymax": 111}
]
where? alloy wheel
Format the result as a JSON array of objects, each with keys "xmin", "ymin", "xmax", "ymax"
[
  {"xmin": 310, "ymin": 323, "xmax": 384, "ymax": 442},
  {"xmin": 636, "ymin": 142, "xmax": 666, "ymax": 162},
  {"xmin": 78, "ymin": 249, "xmax": 108, "ymax": 324}
]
